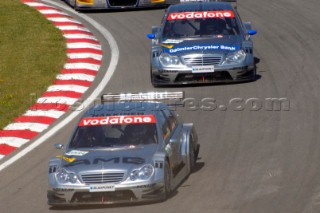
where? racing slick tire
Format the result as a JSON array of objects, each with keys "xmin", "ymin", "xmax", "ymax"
[
  {"xmin": 150, "ymin": 69, "xmax": 160, "ymax": 88},
  {"xmin": 163, "ymin": 160, "xmax": 172, "ymax": 199},
  {"xmin": 252, "ymin": 65, "xmax": 257, "ymax": 81},
  {"xmin": 151, "ymin": 77, "xmax": 160, "ymax": 88},
  {"xmin": 73, "ymin": 0, "xmax": 79, "ymax": 11},
  {"xmin": 249, "ymin": 63, "xmax": 257, "ymax": 81},
  {"xmin": 189, "ymin": 141, "xmax": 196, "ymax": 173},
  {"xmin": 248, "ymin": 64, "xmax": 257, "ymax": 82}
]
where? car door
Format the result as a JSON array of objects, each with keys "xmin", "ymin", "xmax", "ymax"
[{"xmin": 160, "ymin": 109, "xmax": 183, "ymax": 170}]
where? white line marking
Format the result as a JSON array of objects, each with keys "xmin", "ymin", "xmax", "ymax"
[
  {"xmin": 64, "ymin": 34, "xmax": 98, "ymax": 40},
  {"xmin": 47, "ymin": 17, "xmax": 82, "ymax": 24},
  {"xmin": 67, "ymin": 53, "xmax": 103, "ymax": 60},
  {"xmin": 24, "ymin": 110, "xmax": 65, "ymax": 119},
  {"xmin": 67, "ymin": 42, "xmax": 102, "ymax": 50},
  {"xmin": 64, "ymin": 63, "xmax": 100, "ymax": 71},
  {"xmin": 38, "ymin": 9, "xmax": 68, "ymax": 15},
  {"xmin": 25, "ymin": 2, "xmax": 47, "ymax": 7},
  {"xmin": 56, "ymin": 73, "xmax": 95, "ymax": 81},
  {"xmin": 37, "ymin": 97, "xmax": 78, "ymax": 105},
  {"xmin": 56, "ymin": 25, "xmax": 90, "ymax": 32},
  {"xmin": 0, "ymin": 137, "xmax": 30, "ymax": 148},
  {"xmin": 47, "ymin": 84, "xmax": 89, "ymax": 93},
  {"xmin": 4, "ymin": 123, "xmax": 49, "ymax": 133}
]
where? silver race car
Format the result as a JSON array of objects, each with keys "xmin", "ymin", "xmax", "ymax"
[
  {"xmin": 47, "ymin": 92, "xmax": 200, "ymax": 206},
  {"xmin": 147, "ymin": 0, "xmax": 257, "ymax": 86},
  {"xmin": 63, "ymin": 0, "xmax": 179, "ymax": 10}
]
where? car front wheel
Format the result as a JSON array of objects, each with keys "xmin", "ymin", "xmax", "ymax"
[
  {"xmin": 150, "ymin": 70, "xmax": 160, "ymax": 87},
  {"xmin": 73, "ymin": 0, "xmax": 79, "ymax": 11}
]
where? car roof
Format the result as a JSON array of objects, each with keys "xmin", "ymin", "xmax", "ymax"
[
  {"xmin": 83, "ymin": 102, "xmax": 169, "ymax": 118},
  {"xmin": 167, "ymin": 2, "xmax": 234, "ymax": 13}
]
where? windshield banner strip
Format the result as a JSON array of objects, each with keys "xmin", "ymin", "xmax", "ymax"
[
  {"xmin": 79, "ymin": 115, "xmax": 156, "ymax": 126},
  {"xmin": 167, "ymin": 11, "xmax": 235, "ymax": 20}
]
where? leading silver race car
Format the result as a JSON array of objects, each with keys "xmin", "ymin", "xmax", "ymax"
[
  {"xmin": 62, "ymin": 0, "xmax": 179, "ymax": 10},
  {"xmin": 47, "ymin": 92, "xmax": 200, "ymax": 206},
  {"xmin": 147, "ymin": 0, "xmax": 257, "ymax": 86}
]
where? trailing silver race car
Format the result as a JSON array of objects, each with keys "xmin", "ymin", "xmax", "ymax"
[
  {"xmin": 62, "ymin": 0, "xmax": 179, "ymax": 10},
  {"xmin": 147, "ymin": 0, "xmax": 257, "ymax": 86},
  {"xmin": 47, "ymin": 92, "xmax": 200, "ymax": 206}
]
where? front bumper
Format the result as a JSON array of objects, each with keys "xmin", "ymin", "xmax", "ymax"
[
  {"xmin": 47, "ymin": 181, "xmax": 165, "ymax": 206},
  {"xmin": 151, "ymin": 65, "xmax": 256, "ymax": 85}
]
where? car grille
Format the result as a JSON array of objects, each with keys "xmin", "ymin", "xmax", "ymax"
[
  {"xmin": 108, "ymin": 0, "xmax": 138, "ymax": 7},
  {"xmin": 81, "ymin": 172, "xmax": 125, "ymax": 184},
  {"xmin": 71, "ymin": 191, "xmax": 137, "ymax": 203},
  {"xmin": 182, "ymin": 54, "xmax": 222, "ymax": 66},
  {"xmin": 175, "ymin": 71, "xmax": 233, "ymax": 83}
]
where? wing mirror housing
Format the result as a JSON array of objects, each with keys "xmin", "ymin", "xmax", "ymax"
[
  {"xmin": 248, "ymin": 29, "xmax": 257, "ymax": 36},
  {"xmin": 54, "ymin": 143, "xmax": 64, "ymax": 150},
  {"xmin": 147, "ymin": 33, "xmax": 156, "ymax": 39}
]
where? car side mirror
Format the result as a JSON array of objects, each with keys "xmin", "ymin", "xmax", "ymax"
[
  {"xmin": 248, "ymin": 29, "xmax": 257, "ymax": 36},
  {"xmin": 54, "ymin": 143, "xmax": 64, "ymax": 150},
  {"xmin": 147, "ymin": 33, "xmax": 156, "ymax": 39}
]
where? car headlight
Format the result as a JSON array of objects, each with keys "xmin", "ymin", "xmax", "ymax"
[
  {"xmin": 56, "ymin": 168, "xmax": 79, "ymax": 184},
  {"xmin": 222, "ymin": 50, "xmax": 246, "ymax": 65},
  {"xmin": 130, "ymin": 164, "xmax": 154, "ymax": 181},
  {"xmin": 159, "ymin": 53, "xmax": 180, "ymax": 66}
]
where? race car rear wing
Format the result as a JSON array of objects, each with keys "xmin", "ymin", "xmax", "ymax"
[{"xmin": 101, "ymin": 92, "xmax": 184, "ymax": 103}]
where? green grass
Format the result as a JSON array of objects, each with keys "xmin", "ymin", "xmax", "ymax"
[{"xmin": 0, "ymin": 0, "xmax": 66, "ymax": 129}]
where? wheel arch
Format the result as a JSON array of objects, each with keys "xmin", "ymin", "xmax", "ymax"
[{"xmin": 181, "ymin": 123, "xmax": 198, "ymax": 156}]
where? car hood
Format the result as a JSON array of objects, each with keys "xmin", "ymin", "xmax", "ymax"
[
  {"xmin": 161, "ymin": 36, "xmax": 242, "ymax": 55},
  {"xmin": 61, "ymin": 144, "xmax": 159, "ymax": 173}
]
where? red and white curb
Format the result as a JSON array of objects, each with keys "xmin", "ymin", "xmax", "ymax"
[{"xmin": 0, "ymin": 0, "xmax": 103, "ymax": 160}]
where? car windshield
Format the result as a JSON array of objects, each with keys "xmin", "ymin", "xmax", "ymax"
[
  {"xmin": 69, "ymin": 123, "xmax": 158, "ymax": 149},
  {"xmin": 162, "ymin": 11, "xmax": 240, "ymax": 39}
]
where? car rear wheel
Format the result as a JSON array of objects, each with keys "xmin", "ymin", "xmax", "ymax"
[
  {"xmin": 163, "ymin": 161, "xmax": 172, "ymax": 199},
  {"xmin": 189, "ymin": 138, "xmax": 196, "ymax": 173}
]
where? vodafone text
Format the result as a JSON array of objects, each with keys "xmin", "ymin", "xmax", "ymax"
[
  {"xmin": 79, "ymin": 115, "xmax": 156, "ymax": 126},
  {"xmin": 167, "ymin": 11, "xmax": 235, "ymax": 20}
]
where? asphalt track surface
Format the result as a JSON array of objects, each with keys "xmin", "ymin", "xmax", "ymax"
[{"xmin": 1, "ymin": 0, "xmax": 320, "ymax": 212}]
